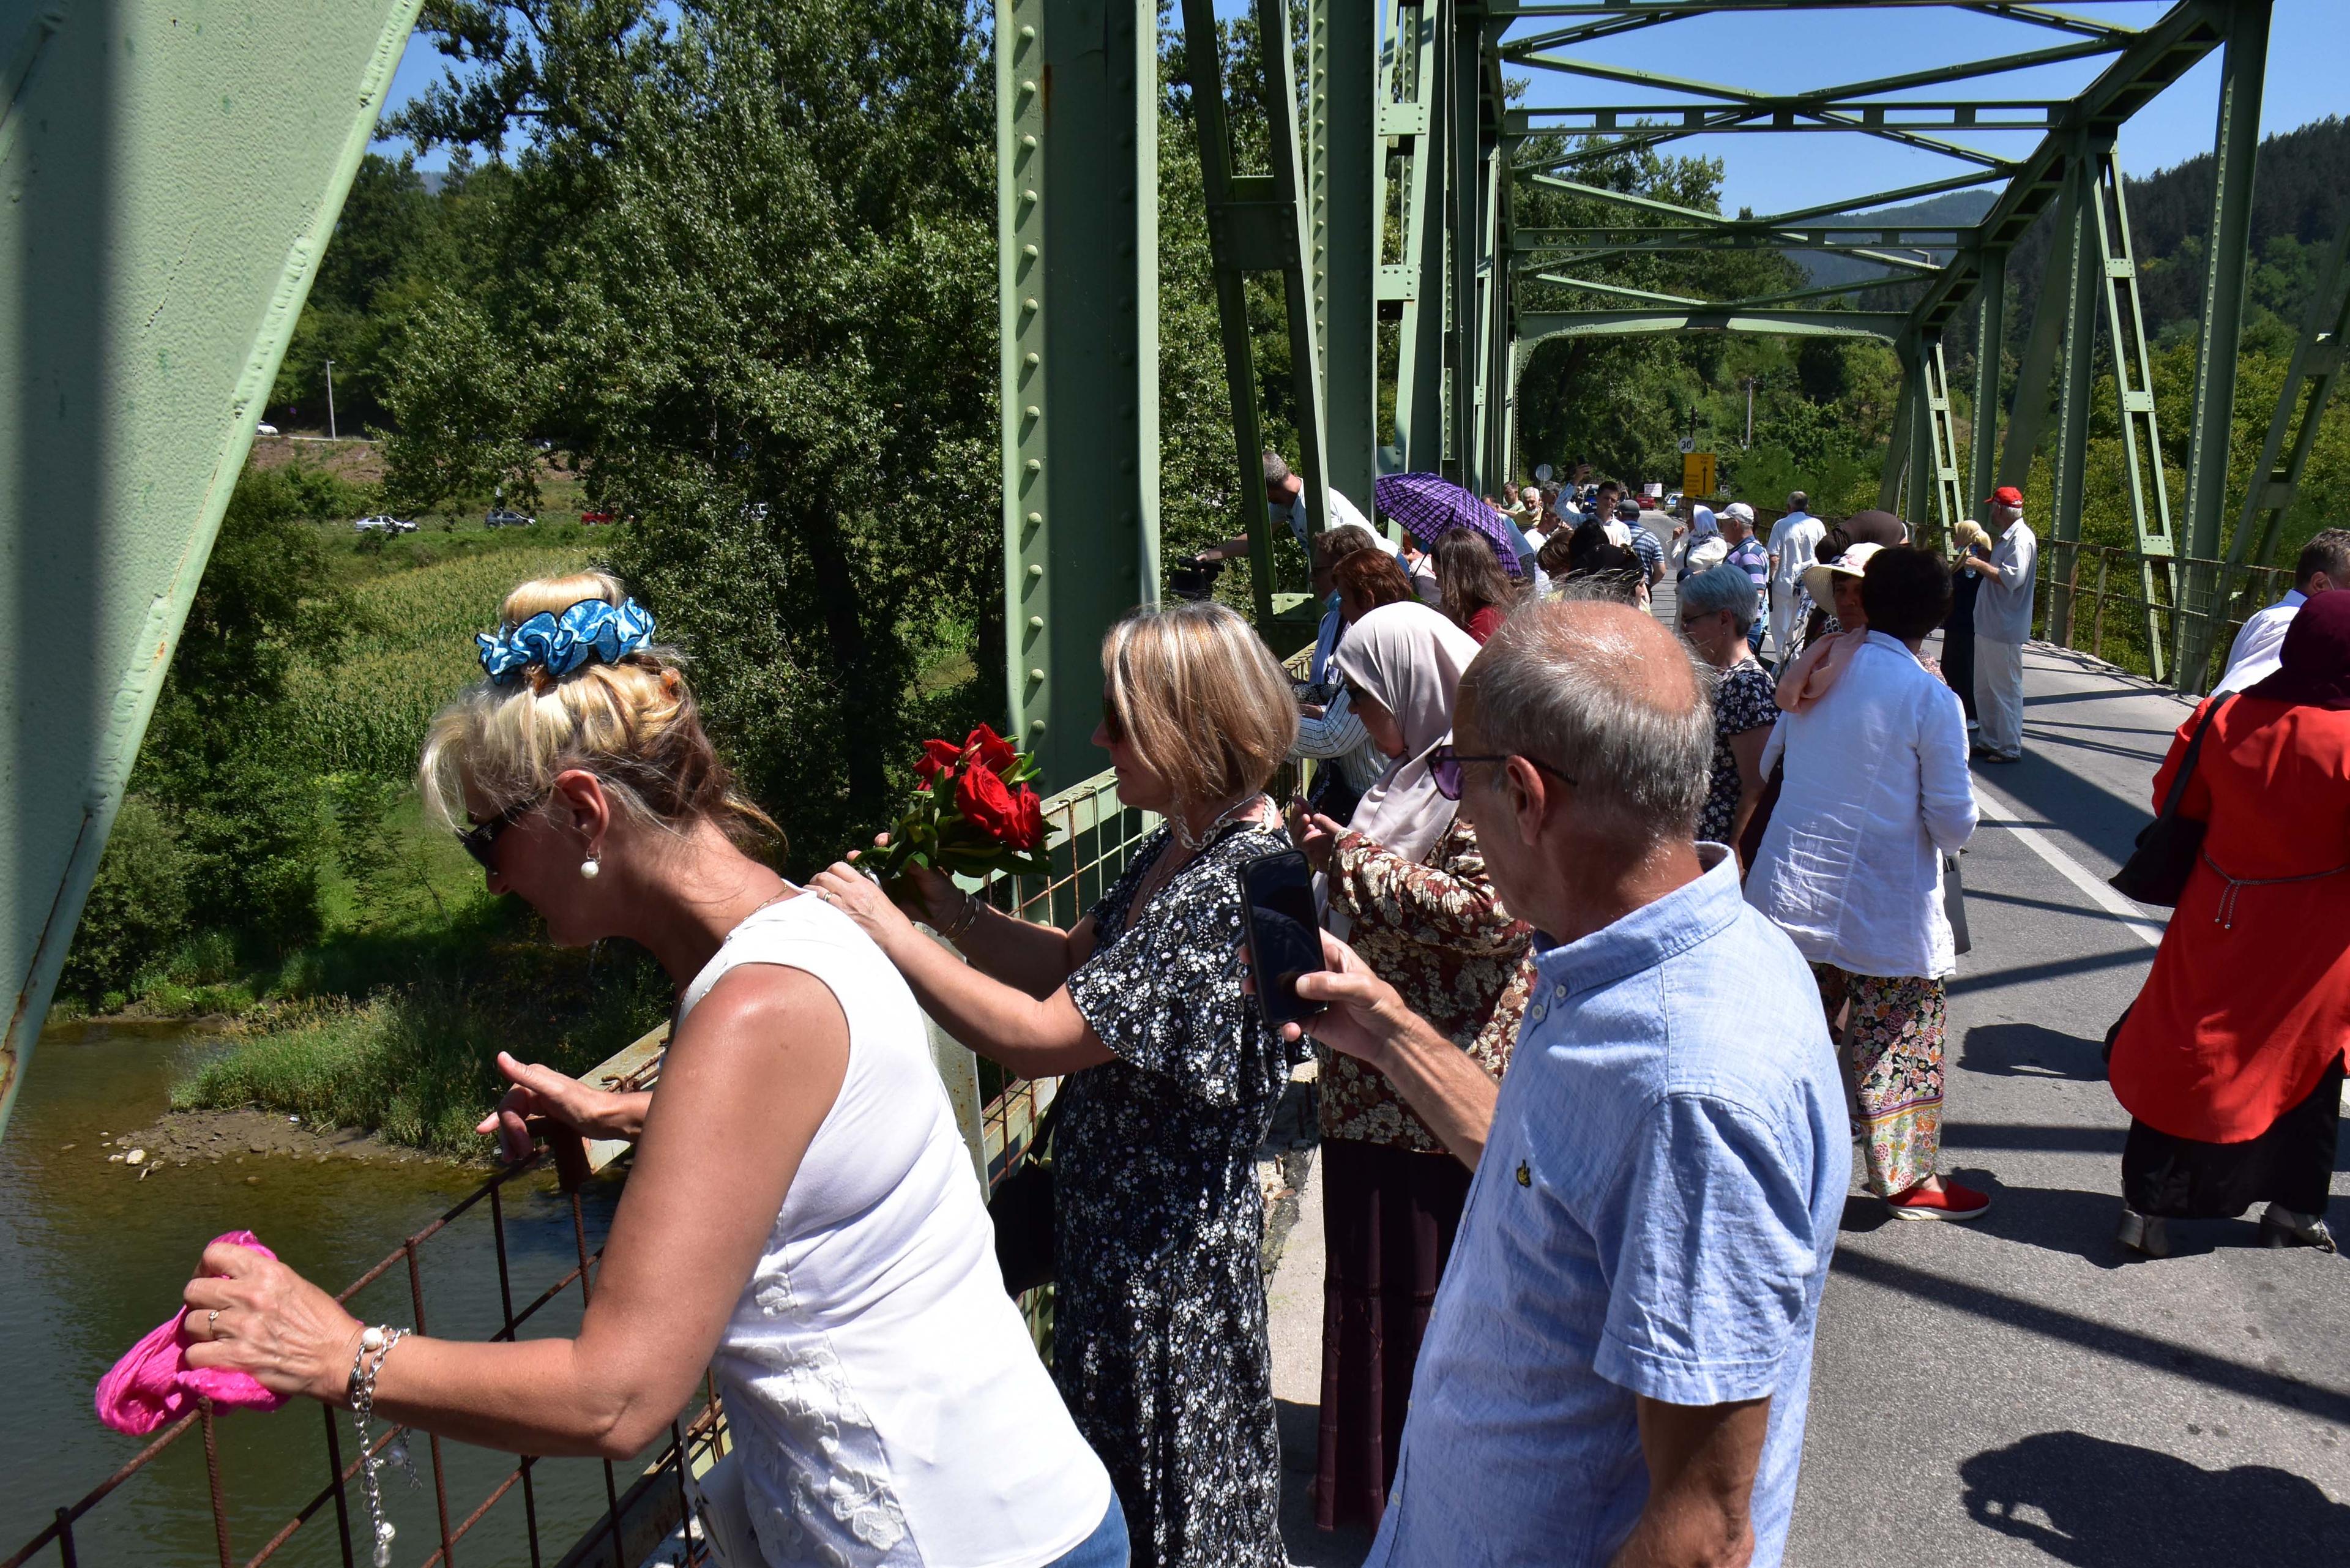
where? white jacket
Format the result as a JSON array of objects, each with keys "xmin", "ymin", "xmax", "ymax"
[{"xmin": 1749, "ymin": 634, "xmax": 1979, "ymax": 979}]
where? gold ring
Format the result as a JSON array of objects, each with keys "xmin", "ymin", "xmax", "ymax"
[{"xmin": 207, "ymin": 1309, "xmax": 221, "ymax": 1334}]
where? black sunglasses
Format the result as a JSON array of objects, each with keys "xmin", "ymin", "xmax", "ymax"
[
  {"xmin": 1429, "ymin": 744, "xmax": 1577, "ymax": 802},
  {"xmin": 458, "ymin": 790, "xmax": 548, "ymax": 871}
]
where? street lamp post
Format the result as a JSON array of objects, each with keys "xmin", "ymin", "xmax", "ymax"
[{"xmin": 324, "ymin": 359, "xmax": 337, "ymax": 441}]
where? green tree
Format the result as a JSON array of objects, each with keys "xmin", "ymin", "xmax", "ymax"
[{"xmin": 382, "ymin": 0, "xmax": 1001, "ymax": 867}]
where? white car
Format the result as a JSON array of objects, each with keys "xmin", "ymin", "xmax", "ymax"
[
  {"xmin": 255, "ymin": 422, "xmax": 279, "ymax": 436},
  {"xmin": 353, "ymin": 515, "xmax": 418, "ymax": 534}
]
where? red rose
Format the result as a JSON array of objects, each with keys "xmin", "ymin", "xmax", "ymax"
[
  {"xmin": 914, "ymin": 738, "xmax": 963, "ymax": 783},
  {"xmin": 1006, "ymin": 785, "xmax": 1045, "ymax": 852},
  {"xmin": 965, "ymin": 723, "xmax": 1017, "ymax": 775},
  {"xmin": 955, "ymin": 760, "xmax": 1021, "ymax": 841}
]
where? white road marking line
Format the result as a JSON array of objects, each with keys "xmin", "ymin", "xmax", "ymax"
[{"xmin": 1974, "ymin": 806, "xmax": 2168, "ymax": 949}]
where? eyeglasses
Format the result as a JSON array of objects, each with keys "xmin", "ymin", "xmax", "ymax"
[
  {"xmin": 1428, "ymin": 744, "xmax": 1577, "ymax": 802},
  {"xmin": 457, "ymin": 790, "xmax": 548, "ymax": 871}
]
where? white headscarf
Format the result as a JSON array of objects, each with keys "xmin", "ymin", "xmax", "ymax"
[{"xmin": 1322, "ymin": 602, "xmax": 1485, "ymax": 934}]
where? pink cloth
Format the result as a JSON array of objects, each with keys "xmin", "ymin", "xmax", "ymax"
[
  {"xmin": 1775, "ymin": 630, "xmax": 1863, "ymax": 713},
  {"xmin": 95, "ymin": 1231, "xmax": 290, "ymax": 1436}
]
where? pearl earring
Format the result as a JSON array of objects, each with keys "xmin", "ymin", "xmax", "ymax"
[{"xmin": 580, "ymin": 854, "xmax": 602, "ymax": 879}]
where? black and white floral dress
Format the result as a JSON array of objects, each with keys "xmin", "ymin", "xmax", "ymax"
[
  {"xmin": 1058, "ymin": 818, "xmax": 1290, "ymax": 1568},
  {"xmin": 1699, "ymin": 656, "xmax": 1781, "ymax": 845}
]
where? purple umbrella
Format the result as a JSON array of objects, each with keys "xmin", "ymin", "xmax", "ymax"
[{"xmin": 1373, "ymin": 471, "xmax": 1521, "ymax": 573}]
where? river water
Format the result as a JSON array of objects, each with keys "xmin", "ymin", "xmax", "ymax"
[{"xmin": 0, "ymin": 1021, "xmax": 652, "ymax": 1567}]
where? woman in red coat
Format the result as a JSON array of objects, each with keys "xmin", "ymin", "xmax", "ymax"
[{"xmin": 2109, "ymin": 589, "xmax": 2350, "ymax": 1256}]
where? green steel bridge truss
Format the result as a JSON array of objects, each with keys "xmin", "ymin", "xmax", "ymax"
[{"xmin": 0, "ymin": 0, "xmax": 2340, "ymax": 1133}]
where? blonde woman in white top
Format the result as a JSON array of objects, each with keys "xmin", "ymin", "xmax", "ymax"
[{"xmin": 176, "ymin": 572, "xmax": 1124, "ymax": 1568}]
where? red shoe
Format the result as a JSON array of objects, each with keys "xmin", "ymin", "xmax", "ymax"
[{"xmin": 1887, "ymin": 1180, "xmax": 1991, "ymax": 1221}]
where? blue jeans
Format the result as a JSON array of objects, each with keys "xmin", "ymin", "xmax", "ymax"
[{"xmin": 1043, "ymin": 1495, "xmax": 1130, "ymax": 1568}]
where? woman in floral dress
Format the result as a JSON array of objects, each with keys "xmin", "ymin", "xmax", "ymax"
[
  {"xmin": 1292, "ymin": 601, "xmax": 1532, "ymax": 1532},
  {"xmin": 819, "ymin": 601, "xmax": 1296, "ymax": 1567}
]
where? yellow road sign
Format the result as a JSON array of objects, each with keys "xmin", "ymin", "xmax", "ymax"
[{"xmin": 1682, "ymin": 451, "xmax": 1717, "ymax": 499}]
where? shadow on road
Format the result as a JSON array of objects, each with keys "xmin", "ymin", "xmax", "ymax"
[
  {"xmin": 1958, "ymin": 1020, "xmax": 2113, "ymax": 1081},
  {"xmin": 1960, "ymin": 1430, "xmax": 2350, "ymax": 1565}
]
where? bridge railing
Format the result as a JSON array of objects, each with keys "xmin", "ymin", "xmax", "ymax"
[{"xmin": 2035, "ymin": 543, "xmax": 2293, "ymax": 687}]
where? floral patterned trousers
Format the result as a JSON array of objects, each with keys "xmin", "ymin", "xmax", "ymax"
[{"xmin": 1811, "ymin": 963, "xmax": 1946, "ymax": 1198}]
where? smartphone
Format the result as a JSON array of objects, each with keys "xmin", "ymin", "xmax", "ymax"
[{"xmin": 1238, "ymin": 848, "xmax": 1327, "ymax": 1031}]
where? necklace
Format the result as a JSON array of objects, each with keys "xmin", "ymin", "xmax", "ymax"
[{"xmin": 1171, "ymin": 793, "xmax": 1265, "ymax": 853}]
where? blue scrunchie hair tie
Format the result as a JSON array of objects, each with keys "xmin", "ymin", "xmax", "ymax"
[{"xmin": 477, "ymin": 597, "xmax": 658, "ymax": 685}]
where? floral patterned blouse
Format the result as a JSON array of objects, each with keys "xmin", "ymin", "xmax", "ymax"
[{"xmin": 1316, "ymin": 817, "xmax": 1534, "ymax": 1154}]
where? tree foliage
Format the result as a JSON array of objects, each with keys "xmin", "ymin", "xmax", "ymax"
[{"xmin": 381, "ymin": 0, "xmax": 1001, "ymax": 867}]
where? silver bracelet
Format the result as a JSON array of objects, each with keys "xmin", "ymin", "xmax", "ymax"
[
  {"xmin": 347, "ymin": 1324, "xmax": 410, "ymax": 1567},
  {"xmin": 939, "ymin": 890, "xmax": 983, "ymax": 942}
]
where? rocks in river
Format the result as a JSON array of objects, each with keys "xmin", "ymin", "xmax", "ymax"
[{"xmin": 124, "ymin": 1148, "xmax": 146, "ymax": 1165}]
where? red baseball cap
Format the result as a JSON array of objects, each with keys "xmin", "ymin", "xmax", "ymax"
[{"xmin": 1982, "ymin": 485, "xmax": 2024, "ymax": 507}]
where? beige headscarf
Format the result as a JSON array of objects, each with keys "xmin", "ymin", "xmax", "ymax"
[{"xmin": 1323, "ymin": 601, "xmax": 1486, "ymax": 935}]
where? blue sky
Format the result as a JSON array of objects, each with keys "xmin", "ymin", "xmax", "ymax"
[{"xmin": 374, "ymin": 1, "xmax": 2342, "ymax": 213}]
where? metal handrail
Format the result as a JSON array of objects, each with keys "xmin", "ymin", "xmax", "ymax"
[{"xmin": 2035, "ymin": 542, "xmax": 2293, "ymax": 682}]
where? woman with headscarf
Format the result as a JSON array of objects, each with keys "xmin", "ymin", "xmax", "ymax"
[
  {"xmin": 1944, "ymin": 519, "xmax": 1991, "ymax": 733},
  {"xmin": 2108, "ymin": 590, "xmax": 2350, "ymax": 1258},
  {"xmin": 1286, "ymin": 600, "xmax": 1532, "ymax": 1534}
]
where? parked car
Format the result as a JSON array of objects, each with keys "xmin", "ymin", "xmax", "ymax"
[
  {"xmin": 352, "ymin": 515, "xmax": 417, "ymax": 534},
  {"xmin": 580, "ymin": 510, "xmax": 616, "ymax": 526},
  {"xmin": 255, "ymin": 422, "xmax": 279, "ymax": 436},
  {"xmin": 1664, "ymin": 490, "xmax": 1682, "ymax": 512},
  {"xmin": 485, "ymin": 508, "xmax": 536, "ymax": 528}
]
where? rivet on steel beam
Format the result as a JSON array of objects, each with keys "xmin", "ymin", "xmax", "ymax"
[
  {"xmin": 1029, "ymin": 616, "xmax": 1045, "ymax": 630},
  {"xmin": 1022, "ymin": 244, "xmax": 1039, "ymax": 259},
  {"xmin": 1025, "ymin": 458, "xmax": 1042, "ymax": 474},
  {"xmin": 1022, "ymin": 134, "xmax": 1037, "ymax": 151},
  {"xmin": 1020, "ymin": 78, "xmax": 1036, "ymax": 96},
  {"xmin": 1022, "ymin": 296, "xmax": 1039, "ymax": 314},
  {"xmin": 1024, "ymin": 351, "xmax": 1040, "ymax": 367},
  {"xmin": 1029, "ymin": 668, "xmax": 1045, "ymax": 682},
  {"xmin": 1022, "ymin": 189, "xmax": 1038, "ymax": 206},
  {"xmin": 1031, "ymin": 720, "xmax": 1046, "ymax": 734},
  {"xmin": 1019, "ymin": 24, "xmax": 1035, "ymax": 41},
  {"xmin": 1028, "ymin": 564, "xmax": 1044, "ymax": 578},
  {"xmin": 1026, "ymin": 511, "xmax": 1043, "ymax": 526},
  {"xmin": 1024, "ymin": 405, "xmax": 1040, "ymax": 420}
]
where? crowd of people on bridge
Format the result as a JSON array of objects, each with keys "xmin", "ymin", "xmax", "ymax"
[{"xmin": 161, "ymin": 474, "xmax": 2349, "ymax": 1568}]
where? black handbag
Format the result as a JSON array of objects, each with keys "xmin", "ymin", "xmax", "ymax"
[
  {"xmin": 988, "ymin": 1091, "xmax": 1063, "ymax": 1296},
  {"xmin": 2108, "ymin": 696, "xmax": 2230, "ymax": 907}
]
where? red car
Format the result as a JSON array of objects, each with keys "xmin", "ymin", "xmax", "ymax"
[{"xmin": 580, "ymin": 510, "xmax": 616, "ymax": 525}]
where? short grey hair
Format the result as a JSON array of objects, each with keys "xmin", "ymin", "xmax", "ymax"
[
  {"xmin": 1460, "ymin": 599, "xmax": 1718, "ymax": 845},
  {"xmin": 1679, "ymin": 562, "xmax": 1760, "ymax": 622}
]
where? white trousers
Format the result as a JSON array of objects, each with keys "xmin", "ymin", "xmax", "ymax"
[
  {"xmin": 1974, "ymin": 637, "xmax": 2025, "ymax": 756},
  {"xmin": 1767, "ymin": 582, "xmax": 1794, "ymax": 662}
]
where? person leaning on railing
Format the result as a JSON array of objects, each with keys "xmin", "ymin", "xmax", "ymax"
[
  {"xmin": 810, "ymin": 600, "xmax": 1297, "ymax": 1568},
  {"xmin": 176, "ymin": 570, "xmax": 1128, "ymax": 1568}
]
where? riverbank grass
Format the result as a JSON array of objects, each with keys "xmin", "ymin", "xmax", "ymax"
[{"xmin": 175, "ymin": 973, "xmax": 662, "ymax": 1156}]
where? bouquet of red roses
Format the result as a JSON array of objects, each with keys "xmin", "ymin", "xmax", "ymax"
[{"xmin": 871, "ymin": 723, "xmax": 1054, "ymax": 879}]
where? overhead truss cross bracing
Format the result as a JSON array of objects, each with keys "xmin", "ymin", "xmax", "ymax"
[{"xmin": 993, "ymin": 0, "xmax": 2321, "ymax": 776}]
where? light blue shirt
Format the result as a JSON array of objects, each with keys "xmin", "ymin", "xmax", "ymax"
[{"xmin": 1363, "ymin": 847, "xmax": 1847, "ymax": 1568}]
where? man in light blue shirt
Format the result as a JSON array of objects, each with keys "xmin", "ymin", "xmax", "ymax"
[{"xmin": 1286, "ymin": 597, "xmax": 1847, "ymax": 1567}]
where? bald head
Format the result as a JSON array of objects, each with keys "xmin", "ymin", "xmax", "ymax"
[{"xmin": 1458, "ymin": 599, "xmax": 1716, "ymax": 843}]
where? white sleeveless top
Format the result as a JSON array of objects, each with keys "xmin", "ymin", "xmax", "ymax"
[{"xmin": 682, "ymin": 895, "xmax": 1111, "ymax": 1567}]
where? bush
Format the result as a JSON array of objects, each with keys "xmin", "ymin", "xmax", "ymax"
[
  {"xmin": 59, "ymin": 795, "xmax": 192, "ymax": 1002},
  {"xmin": 176, "ymin": 963, "xmax": 666, "ymax": 1153}
]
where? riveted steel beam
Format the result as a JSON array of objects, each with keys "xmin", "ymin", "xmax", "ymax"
[
  {"xmin": 2174, "ymin": 0, "xmax": 2271, "ymax": 689},
  {"xmin": 1000, "ymin": 0, "xmax": 1158, "ymax": 790},
  {"xmin": 1390, "ymin": 0, "xmax": 1447, "ymax": 476},
  {"xmin": 2083, "ymin": 146, "xmax": 2179, "ymax": 671},
  {"xmin": 1309, "ymin": 0, "xmax": 1381, "ymax": 514},
  {"xmin": 2198, "ymin": 217, "xmax": 2350, "ymax": 681},
  {"xmin": 1969, "ymin": 247, "xmax": 2009, "ymax": 515},
  {"xmin": 0, "ymin": 0, "xmax": 434, "ymax": 1136},
  {"xmin": 1519, "ymin": 310, "xmax": 1909, "ymax": 342},
  {"xmin": 2046, "ymin": 147, "xmax": 2105, "ymax": 654}
]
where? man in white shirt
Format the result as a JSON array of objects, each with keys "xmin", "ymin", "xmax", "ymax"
[
  {"xmin": 2214, "ymin": 529, "xmax": 2349, "ymax": 693},
  {"xmin": 1963, "ymin": 485, "xmax": 2039, "ymax": 763},
  {"xmin": 1765, "ymin": 491, "xmax": 1824, "ymax": 664},
  {"xmin": 1197, "ymin": 449, "xmax": 1373, "ymax": 564}
]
